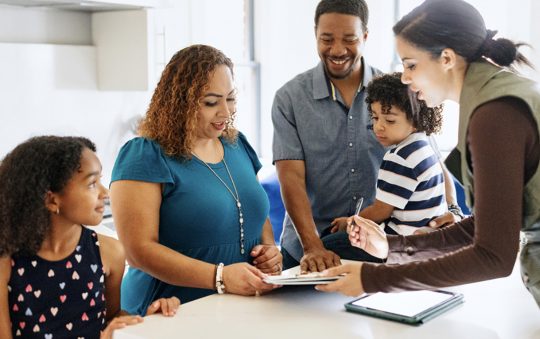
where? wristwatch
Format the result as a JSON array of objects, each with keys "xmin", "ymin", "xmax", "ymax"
[
  {"xmin": 448, "ymin": 203, "xmax": 465, "ymax": 220},
  {"xmin": 215, "ymin": 263, "xmax": 226, "ymax": 294}
]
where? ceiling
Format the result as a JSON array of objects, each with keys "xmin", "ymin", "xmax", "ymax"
[{"xmin": 0, "ymin": 0, "xmax": 169, "ymax": 12}]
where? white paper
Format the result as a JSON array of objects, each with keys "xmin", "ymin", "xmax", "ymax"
[{"xmin": 264, "ymin": 272, "xmax": 341, "ymax": 285}]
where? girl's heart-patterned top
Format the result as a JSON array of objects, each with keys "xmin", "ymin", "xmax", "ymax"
[{"xmin": 8, "ymin": 227, "xmax": 106, "ymax": 339}]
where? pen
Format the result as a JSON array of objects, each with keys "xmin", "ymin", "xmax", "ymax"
[
  {"xmin": 349, "ymin": 197, "xmax": 364, "ymax": 234},
  {"xmin": 354, "ymin": 197, "xmax": 364, "ymax": 216}
]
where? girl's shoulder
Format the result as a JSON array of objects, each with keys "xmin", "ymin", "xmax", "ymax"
[{"xmin": 95, "ymin": 233, "xmax": 125, "ymax": 275}]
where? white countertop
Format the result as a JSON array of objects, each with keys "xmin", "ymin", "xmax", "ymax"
[{"xmin": 114, "ymin": 260, "xmax": 540, "ymax": 339}]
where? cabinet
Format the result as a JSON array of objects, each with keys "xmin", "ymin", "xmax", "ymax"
[{"xmin": 92, "ymin": 9, "xmax": 156, "ymax": 91}]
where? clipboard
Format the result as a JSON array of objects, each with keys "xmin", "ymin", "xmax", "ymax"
[{"xmin": 344, "ymin": 290, "xmax": 463, "ymax": 325}]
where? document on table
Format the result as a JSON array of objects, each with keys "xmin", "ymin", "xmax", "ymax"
[{"xmin": 264, "ymin": 272, "xmax": 342, "ymax": 285}]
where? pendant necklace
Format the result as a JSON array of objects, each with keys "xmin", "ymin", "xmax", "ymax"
[{"xmin": 192, "ymin": 150, "xmax": 245, "ymax": 255}]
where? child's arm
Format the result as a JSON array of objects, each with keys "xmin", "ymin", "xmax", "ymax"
[
  {"xmin": 358, "ymin": 199, "xmax": 394, "ymax": 224},
  {"xmin": 0, "ymin": 256, "xmax": 13, "ymax": 339}
]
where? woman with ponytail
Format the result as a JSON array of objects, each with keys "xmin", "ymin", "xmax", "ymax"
[{"xmin": 317, "ymin": 0, "xmax": 540, "ymax": 308}]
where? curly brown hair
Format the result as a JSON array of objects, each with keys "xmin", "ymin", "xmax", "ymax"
[
  {"xmin": 365, "ymin": 72, "xmax": 443, "ymax": 135},
  {"xmin": 0, "ymin": 136, "xmax": 96, "ymax": 256},
  {"xmin": 138, "ymin": 44, "xmax": 238, "ymax": 158}
]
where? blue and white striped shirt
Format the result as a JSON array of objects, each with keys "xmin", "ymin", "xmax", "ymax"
[{"xmin": 376, "ymin": 132, "xmax": 447, "ymax": 235}]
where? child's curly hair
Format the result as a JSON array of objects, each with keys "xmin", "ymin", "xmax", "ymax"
[
  {"xmin": 365, "ymin": 72, "xmax": 443, "ymax": 135},
  {"xmin": 138, "ymin": 44, "xmax": 238, "ymax": 159},
  {"xmin": 0, "ymin": 136, "xmax": 96, "ymax": 256}
]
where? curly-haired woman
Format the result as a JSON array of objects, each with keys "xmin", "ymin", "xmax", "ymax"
[
  {"xmin": 110, "ymin": 45, "xmax": 281, "ymax": 315},
  {"xmin": 330, "ymin": 72, "xmax": 446, "ymax": 239}
]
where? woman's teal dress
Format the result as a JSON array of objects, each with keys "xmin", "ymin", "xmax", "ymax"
[{"xmin": 111, "ymin": 133, "xmax": 270, "ymax": 315}]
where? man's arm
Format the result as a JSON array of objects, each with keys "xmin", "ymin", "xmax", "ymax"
[{"xmin": 275, "ymin": 160, "xmax": 340, "ymax": 272}]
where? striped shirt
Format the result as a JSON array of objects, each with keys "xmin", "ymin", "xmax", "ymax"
[{"xmin": 376, "ymin": 132, "xmax": 447, "ymax": 235}]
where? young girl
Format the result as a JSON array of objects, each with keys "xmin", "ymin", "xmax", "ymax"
[
  {"xmin": 0, "ymin": 136, "xmax": 179, "ymax": 339},
  {"xmin": 331, "ymin": 72, "xmax": 447, "ymax": 237}
]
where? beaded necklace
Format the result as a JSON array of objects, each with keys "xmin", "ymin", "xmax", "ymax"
[{"xmin": 191, "ymin": 151, "xmax": 245, "ymax": 255}]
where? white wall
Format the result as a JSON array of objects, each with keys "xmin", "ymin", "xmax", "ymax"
[
  {"xmin": 0, "ymin": 6, "xmax": 159, "ymax": 185},
  {"xmin": 0, "ymin": 41, "xmax": 153, "ymax": 185}
]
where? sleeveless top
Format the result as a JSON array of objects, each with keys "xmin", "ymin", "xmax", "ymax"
[
  {"xmin": 456, "ymin": 61, "xmax": 540, "ymax": 231},
  {"xmin": 8, "ymin": 227, "xmax": 106, "ymax": 339}
]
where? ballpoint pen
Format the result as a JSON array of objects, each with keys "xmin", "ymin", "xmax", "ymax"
[
  {"xmin": 354, "ymin": 197, "xmax": 364, "ymax": 216},
  {"xmin": 349, "ymin": 197, "xmax": 364, "ymax": 234}
]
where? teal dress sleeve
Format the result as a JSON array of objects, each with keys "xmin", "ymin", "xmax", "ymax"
[
  {"xmin": 237, "ymin": 132, "xmax": 263, "ymax": 174},
  {"xmin": 111, "ymin": 137, "xmax": 174, "ymax": 185}
]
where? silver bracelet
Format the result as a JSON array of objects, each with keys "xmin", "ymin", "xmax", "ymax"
[{"xmin": 215, "ymin": 263, "xmax": 225, "ymax": 294}]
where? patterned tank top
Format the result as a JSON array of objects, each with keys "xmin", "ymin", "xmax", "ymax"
[{"xmin": 8, "ymin": 226, "xmax": 106, "ymax": 339}]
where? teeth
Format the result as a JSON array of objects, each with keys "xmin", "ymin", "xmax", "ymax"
[{"xmin": 330, "ymin": 58, "xmax": 347, "ymax": 65}]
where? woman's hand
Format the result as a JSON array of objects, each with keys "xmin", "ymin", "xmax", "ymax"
[
  {"xmin": 348, "ymin": 216, "xmax": 389, "ymax": 259},
  {"xmin": 251, "ymin": 244, "xmax": 283, "ymax": 275},
  {"xmin": 100, "ymin": 315, "xmax": 143, "ymax": 339},
  {"xmin": 330, "ymin": 217, "xmax": 349, "ymax": 233},
  {"xmin": 222, "ymin": 263, "xmax": 279, "ymax": 296},
  {"xmin": 315, "ymin": 263, "xmax": 365, "ymax": 297},
  {"xmin": 145, "ymin": 297, "xmax": 181, "ymax": 317}
]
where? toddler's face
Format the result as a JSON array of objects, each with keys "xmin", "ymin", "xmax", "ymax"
[{"xmin": 370, "ymin": 102, "xmax": 416, "ymax": 147}]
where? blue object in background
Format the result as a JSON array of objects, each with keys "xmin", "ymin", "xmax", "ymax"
[{"xmin": 260, "ymin": 172, "xmax": 285, "ymax": 245}]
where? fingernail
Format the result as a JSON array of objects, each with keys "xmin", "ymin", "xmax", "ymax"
[{"xmin": 253, "ymin": 261, "xmax": 258, "ymax": 264}]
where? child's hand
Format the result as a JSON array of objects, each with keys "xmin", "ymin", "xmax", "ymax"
[
  {"xmin": 330, "ymin": 217, "xmax": 349, "ymax": 233},
  {"xmin": 146, "ymin": 297, "xmax": 181, "ymax": 317},
  {"xmin": 100, "ymin": 315, "xmax": 143, "ymax": 339}
]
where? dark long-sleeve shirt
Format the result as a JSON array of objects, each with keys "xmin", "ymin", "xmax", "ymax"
[{"xmin": 362, "ymin": 97, "xmax": 540, "ymax": 292}]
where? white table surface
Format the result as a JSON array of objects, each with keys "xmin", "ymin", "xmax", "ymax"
[{"xmin": 114, "ymin": 260, "xmax": 540, "ymax": 339}]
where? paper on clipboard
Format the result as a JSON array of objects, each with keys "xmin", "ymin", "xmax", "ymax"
[{"xmin": 264, "ymin": 272, "xmax": 342, "ymax": 285}]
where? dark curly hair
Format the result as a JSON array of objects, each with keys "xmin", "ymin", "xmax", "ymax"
[
  {"xmin": 138, "ymin": 44, "xmax": 238, "ymax": 159},
  {"xmin": 365, "ymin": 72, "xmax": 443, "ymax": 135},
  {"xmin": 0, "ymin": 136, "xmax": 96, "ymax": 256}
]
